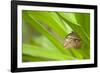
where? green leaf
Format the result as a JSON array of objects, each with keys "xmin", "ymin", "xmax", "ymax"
[
  {"xmin": 22, "ymin": 10, "xmax": 90, "ymax": 61},
  {"xmin": 75, "ymin": 13, "xmax": 90, "ymax": 37},
  {"xmin": 69, "ymin": 48, "xmax": 83, "ymax": 59},
  {"xmin": 23, "ymin": 44, "xmax": 76, "ymax": 60},
  {"xmin": 27, "ymin": 11, "xmax": 67, "ymax": 38},
  {"xmin": 57, "ymin": 12, "xmax": 90, "ymax": 59},
  {"xmin": 22, "ymin": 11, "xmax": 72, "ymax": 56},
  {"xmin": 22, "ymin": 54, "xmax": 55, "ymax": 62}
]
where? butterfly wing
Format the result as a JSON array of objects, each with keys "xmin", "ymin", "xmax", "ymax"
[{"xmin": 64, "ymin": 38, "xmax": 81, "ymax": 49}]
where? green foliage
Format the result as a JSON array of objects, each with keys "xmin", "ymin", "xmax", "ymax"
[{"xmin": 22, "ymin": 10, "xmax": 90, "ymax": 62}]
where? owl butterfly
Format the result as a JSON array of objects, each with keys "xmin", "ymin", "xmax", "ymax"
[{"xmin": 64, "ymin": 32, "xmax": 81, "ymax": 49}]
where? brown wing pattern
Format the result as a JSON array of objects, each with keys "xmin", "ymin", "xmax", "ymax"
[{"xmin": 64, "ymin": 32, "xmax": 81, "ymax": 49}]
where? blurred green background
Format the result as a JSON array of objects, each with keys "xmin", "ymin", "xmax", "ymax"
[{"xmin": 22, "ymin": 10, "xmax": 90, "ymax": 62}]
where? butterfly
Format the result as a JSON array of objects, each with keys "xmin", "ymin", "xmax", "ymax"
[{"xmin": 64, "ymin": 32, "xmax": 81, "ymax": 49}]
